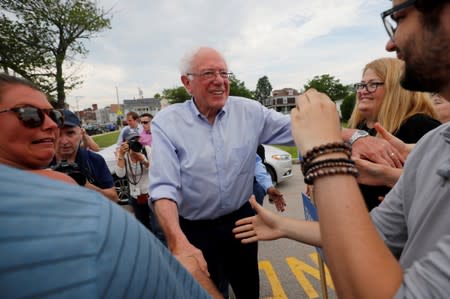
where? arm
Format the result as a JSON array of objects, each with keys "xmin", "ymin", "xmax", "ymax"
[
  {"xmin": 81, "ymin": 128, "xmax": 100, "ymax": 152},
  {"xmin": 153, "ymin": 198, "xmax": 209, "ymax": 277},
  {"xmin": 292, "ymin": 89, "xmax": 403, "ymax": 298},
  {"xmin": 85, "ymin": 183, "xmax": 118, "ymax": 202},
  {"xmin": 254, "ymin": 155, "xmax": 286, "ymax": 211}
]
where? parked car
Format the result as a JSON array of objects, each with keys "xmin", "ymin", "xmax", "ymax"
[
  {"xmin": 262, "ymin": 144, "xmax": 293, "ymax": 185},
  {"xmin": 98, "ymin": 144, "xmax": 130, "ymax": 204},
  {"xmin": 84, "ymin": 124, "xmax": 104, "ymax": 136}
]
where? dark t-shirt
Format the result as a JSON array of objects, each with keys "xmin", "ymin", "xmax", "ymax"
[
  {"xmin": 50, "ymin": 148, "xmax": 114, "ymax": 189},
  {"xmin": 357, "ymin": 113, "xmax": 441, "ymax": 211}
]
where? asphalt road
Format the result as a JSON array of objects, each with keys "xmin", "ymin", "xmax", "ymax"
[{"xmin": 254, "ymin": 165, "xmax": 337, "ymax": 299}]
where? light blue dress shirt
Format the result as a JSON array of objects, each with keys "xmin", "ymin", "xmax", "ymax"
[
  {"xmin": 149, "ymin": 96, "xmax": 293, "ymax": 220},
  {"xmin": 255, "ymin": 154, "xmax": 273, "ymax": 191}
]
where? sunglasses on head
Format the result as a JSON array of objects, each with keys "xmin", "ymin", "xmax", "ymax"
[{"xmin": 0, "ymin": 106, "xmax": 64, "ymax": 128}]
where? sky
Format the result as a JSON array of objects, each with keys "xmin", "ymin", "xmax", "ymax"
[{"xmin": 68, "ymin": 0, "xmax": 395, "ymax": 110}]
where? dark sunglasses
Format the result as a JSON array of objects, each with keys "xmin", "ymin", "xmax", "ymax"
[
  {"xmin": 0, "ymin": 106, "xmax": 64, "ymax": 128},
  {"xmin": 141, "ymin": 120, "xmax": 151, "ymax": 124}
]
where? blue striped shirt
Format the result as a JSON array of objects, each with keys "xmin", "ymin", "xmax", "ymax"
[{"xmin": 0, "ymin": 164, "xmax": 211, "ymax": 299}]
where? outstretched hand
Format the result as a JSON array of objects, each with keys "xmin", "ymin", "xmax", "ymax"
[
  {"xmin": 233, "ymin": 196, "xmax": 284, "ymax": 244},
  {"xmin": 267, "ymin": 187, "xmax": 286, "ymax": 212}
]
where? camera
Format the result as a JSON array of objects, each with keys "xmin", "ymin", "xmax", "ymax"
[
  {"xmin": 128, "ymin": 138, "xmax": 143, "ymax": 153},
  {"xmin": 52, "ymin": 159, "xmax": 87, "ymax": 186}
]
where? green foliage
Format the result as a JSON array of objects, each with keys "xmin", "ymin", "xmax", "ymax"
[
  {"xmin": 303, "ymin": 74, "xmax": 350, "ymax": 102},
  {"xmin": 92, "ymin": 131, "xmax": 119, "ymax": 148},
  {"xmin": 0, "ymin": 0, "xmax": 111, "ymax": 108},
  {"xmin": 340, "ymin": 91, "xmax": 356, "ymax": 122},
  {"xmin": 162, "ymin": 86, "xmax": 191, "ymax": 104},
  {"xmin": 229, "ymin": 74, "xmax": 254, "ymax": 99},
  {"xmin": 153, "ymin": 93, "xmax": 161, "ymax": 99},
  {"xmin": 254, "ymin": 75, "xmax": 272, "ymax": 103}
]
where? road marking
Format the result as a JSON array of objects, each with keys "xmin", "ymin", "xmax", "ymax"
[
  {"xmin": 286, "ymin": 253, "xmax": 335, "ymax": 298},
  {"xmin": 259, "ymin": 253, "xmax": 335, "ymax": 298},
  {"xmin": 258, "ymin": 260, "xmax": 288, "ymax": 299}
]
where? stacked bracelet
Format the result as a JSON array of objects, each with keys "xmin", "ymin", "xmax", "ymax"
[
  {"xmin": 301, "ymin": 142, "xmax": 358, "ymax": 184},
  {"xmin": 302, "ymin": 142, "xmax": 352, "ymax": 166},
  {"xmin": 304, "ymin": 165, "xmax": 358, "ymax": 184},
  {"xmin": 302, "ymin": 158, "xmax": 355, "ymax": 175}
]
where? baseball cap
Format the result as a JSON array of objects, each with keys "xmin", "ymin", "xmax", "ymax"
[
  {"xmin": 61, "ymin": 110, "xmax": 81, "ymax": 127},
  {"xmin": 123, "ymin": 128, "xmax": 140, "ymax": 141}
]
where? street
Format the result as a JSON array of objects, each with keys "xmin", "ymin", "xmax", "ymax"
[{"xmin": 255, "ymin": 165, "xmax": 337, "ymax": 299}]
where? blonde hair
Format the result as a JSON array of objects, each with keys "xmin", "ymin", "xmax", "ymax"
[{"xmin": 348, "ymin": 58, "xmax": 438, "ymax": 134}]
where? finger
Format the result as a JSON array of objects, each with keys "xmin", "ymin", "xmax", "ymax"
[
  {"xmin": 235, "ymin": 216, "xmax": 254, "ymax": 226},
  {"xmin": 374, "ymin": 122, "xmax": 392, "ymax": 141},
  {"xmin": 234, "ymin": 230, "xmax": 257, "ymax": 239},
  {"xmin": 240, "ymin": 236, "xmax": 259, "ymax": 244}
]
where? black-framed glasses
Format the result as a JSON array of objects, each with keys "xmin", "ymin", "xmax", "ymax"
[
  {"xmin": 381, "ymin": 0, "xmax": 416, "ymax": 40},
  {"xmin": 187, "ymin": 70, "xmax": 233, "ymax": 80},
  {"xmin": 141, "ymin": 120, "xmax": 151, "ymax": 124},
  {"xmin": 0, "ymin": 106, "xmax": 64, "ymax": 128},
  {"xmin": 354, "ymin": 82, "xmax": 385, "ymax": 93}
]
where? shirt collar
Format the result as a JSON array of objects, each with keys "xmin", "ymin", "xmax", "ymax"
[{"xmin": 189, "ymin": 97, "xmax": 227, "ymax": 121}]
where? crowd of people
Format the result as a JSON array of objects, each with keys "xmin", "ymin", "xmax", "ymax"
[{"xmin": 1, "ymin": 0, "xmax": 449, "ymax": 298}]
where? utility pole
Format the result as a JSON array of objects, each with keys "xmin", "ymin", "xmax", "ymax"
[{"xmin": 115, "ymin": 86, "xmax": 120, "ymax": 105}]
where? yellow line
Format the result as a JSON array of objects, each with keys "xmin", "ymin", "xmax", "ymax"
[
  {"xmin": 259, "ymin": 260, "xmax": 288, "ymax": 299},
  {"xmin": 286, "ymin": 257, "xmax": 320, "ymax": 298}
]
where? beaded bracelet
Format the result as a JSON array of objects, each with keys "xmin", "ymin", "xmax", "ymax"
[
  {"xmin": 304, "ymin": 165, "xmax": 359, "ymax": 185},
  {"xmin": 302, "ymin": 158, "xmax": 355, "ymax": 176},
  {"xmin": 302, "ymin": 142, "xmax": 352, "ymax": 165}
]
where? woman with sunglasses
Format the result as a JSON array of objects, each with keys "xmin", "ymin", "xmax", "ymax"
[
  {"xmin": 348, "ymin": 57, "xmax": 440, "ymax": 211},
  {"xmin": 0, "ymin": 73, "xmax": 75, "ymax": 183}
]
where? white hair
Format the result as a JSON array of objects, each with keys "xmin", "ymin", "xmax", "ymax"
[{"xmin": 178, "ymin": 46, "xmax": 228, "ymax": 76}]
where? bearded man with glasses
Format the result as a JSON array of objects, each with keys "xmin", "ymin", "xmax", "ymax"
[{"xmin": 234, "ymin": 1, "xmax": 450, "ymax": 297}]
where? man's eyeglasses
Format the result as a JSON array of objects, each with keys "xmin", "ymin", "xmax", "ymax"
[
  {"xmin": 0, "ymin": 106, "xmax": 64, "ymax": 128},
  {"xmin": 381, "ymin": 0, "xmax": 416, "ymax": 40},
  {"xmin": 141, "ymin": 121, "xmax": 151, "ymax": 124},
  {"xmin": 354, "ymin": 82, "xmax": 384, "ymax": 93},
  {"xmin": 187, "ymin": 70, "xmax": 233, "ymax": 80}
]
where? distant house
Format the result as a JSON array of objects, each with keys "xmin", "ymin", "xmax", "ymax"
[
  {"xmin": 263, "ymin": 88, "xmax": 299, "ymax": 114},
  {"xmin": 123, "ymin": 98, "xmax": 161, "ymax": 116}
]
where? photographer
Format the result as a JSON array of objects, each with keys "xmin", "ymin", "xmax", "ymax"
[
  {"xmin": 115, "ymin": 132, "xmax": 152, "ymax": 225},
  {"xmin": 51, "ymin": 110, "xmax": 118, "ymax": 202}
]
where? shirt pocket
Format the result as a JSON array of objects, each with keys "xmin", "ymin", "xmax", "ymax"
[{"xmin": 230, "ymin": 146, "xmax": 250, "ymax": 175}]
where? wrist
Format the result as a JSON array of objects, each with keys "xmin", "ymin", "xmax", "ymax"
[{"xmin": 348, "ymin": 130, "xmax": 369, "ymax": 145}]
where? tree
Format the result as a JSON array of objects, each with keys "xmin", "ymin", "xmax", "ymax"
[
  {"xmin": 0, "ymin": 0, "xmax": 111, "ymax": 108},
  {"xmin": 340, "ymin": 91, "xmax": 356, "ymax": 122},
  {"xmin": 162, "ymin": 86, "xmax": 191, "ymax": 104},
  {"xmin": 254, "ymin": 75, "xmax": 272, "ymax": 103},
  {"xmin": 303, "ymin": 74, "xmax": 350, "ymax": 102},
  {"xmin": 229, "ymin": 74, "xmax": 254, "ymax": 99}
]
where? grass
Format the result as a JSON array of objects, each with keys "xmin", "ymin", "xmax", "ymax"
[
  {"xmin": 274, "ymin": 145, "xmax": 299, "ymax": 159},
  {"xmin": 92, "ymin": 130, "xmax": 300, "ymax": 160},
  {"xmin": 92, "ymin": 131, "xmax": 120, "ymax": 148}
]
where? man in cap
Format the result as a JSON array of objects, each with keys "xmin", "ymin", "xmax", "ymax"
[{"xmin": 51, "ymin": 110, "xmax": 118, "ymax": 202}]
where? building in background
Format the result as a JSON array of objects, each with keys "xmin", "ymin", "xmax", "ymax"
[
  {"xmin": 123, "ymin": 98, "xmax": 160, "ymax": 116},
  {"xmin": 263, "ymin": 88, "xmax": 299, "ymax": 114}
]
